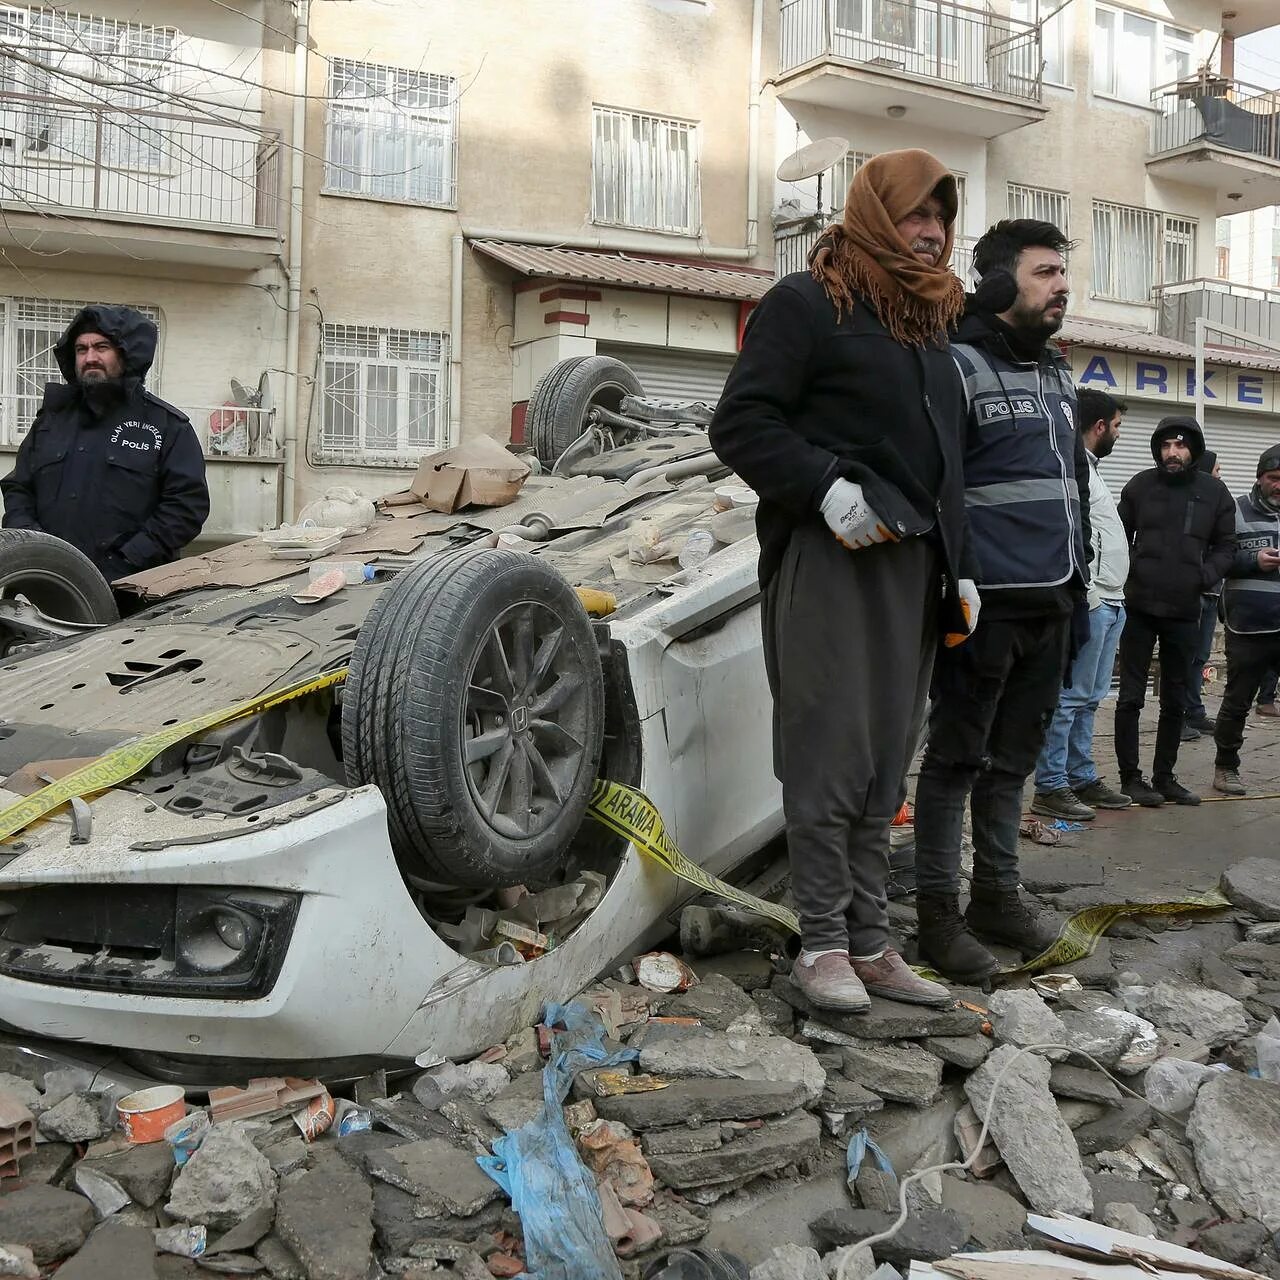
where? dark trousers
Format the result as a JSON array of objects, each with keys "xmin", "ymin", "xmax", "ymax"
[
  {"xmin": 1184, "ymin": 595, "xmax": 1219, "ymax": 721},
  {"xmin": 914, "ymin": 614, "xmax": 1070, "ymax": 898},
  {"xmin": 1259, "ymin": 669, "xmax": 1279, "ymax": 707},
  {"xmin": 1214, "ymin": 630, "xmax": 1280, "ymax": 770},
  {"xmin": 763, "ymin": 525, "xmax": 938, "ymax": 955},
  {"xmin": 1114, "ymin": 609, "xmax": 1200, "ymax": 783}
]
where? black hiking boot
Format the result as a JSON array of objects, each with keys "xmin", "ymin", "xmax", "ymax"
[
  {"xmin": 915, "ymin": 894, "xmax": 999, "ymax": 983},
  {"xmin": 966, "ymin": 885, "xmax": 1063, "ymax": 960},
  {"xmin": 1121, "ymin": 774, "xmax": 1165, "ymax": 807},
  {"xmin": 1154, "ymin": 775, "xmax": 1201, "ymax": 806}
]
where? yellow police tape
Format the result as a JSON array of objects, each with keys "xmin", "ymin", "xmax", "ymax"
[
  {"xmin": 0, "ymin": 700, "xmax": 1236, "ymax": 986},
  {"xmin": 587, "ymin": 779, "xmax": 801, "ymax": 934},
  {"xmin": 585, "ymin": 779, "xmax": 1234, "ymax": 980},
  {"xmin": 0, "ymin": 667, "xmax": 349, "ymax": 845}
]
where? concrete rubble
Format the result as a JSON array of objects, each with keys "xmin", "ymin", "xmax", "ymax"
[{"xmin": 1, "ymin": 857, "xmax": 1279, "ymax": 1278}]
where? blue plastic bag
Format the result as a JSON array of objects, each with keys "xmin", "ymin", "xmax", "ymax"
[
  {"xmin": 479, "ymin": 1001, "xmax": 639, "ymax": 1280},
  {"xmin": 845, "ymin": 1126, "xmax": 894, "ymax": 1195}
]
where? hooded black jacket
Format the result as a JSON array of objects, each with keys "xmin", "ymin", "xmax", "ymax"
[
  {"xmin": 708, "ymin": 270, "xmax": 975, "ymax": 637},
  {"xmin": 1, "ymin": 304, "xmax": 209, "ymax": 581},
  {"xmin": 1118, "ymin": 422, "xmax": 1236, "ymax": 621}
]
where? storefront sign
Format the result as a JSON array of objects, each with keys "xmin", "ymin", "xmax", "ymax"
[{"xmin": 1068, "ymin": 347, "xmax": 1280, "ymax": 414}]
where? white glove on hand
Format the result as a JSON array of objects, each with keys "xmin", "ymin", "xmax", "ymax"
[
  {"xmin": 819, "ymin": 478, "xmax": 898, "ymax": 550},
  {"xmin": 945, "ymin": 578, "xmax": 982, "ymax": 648}
]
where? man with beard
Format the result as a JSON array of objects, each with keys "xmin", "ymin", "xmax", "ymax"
[
  {"xmin": 710, "ymin": 149, "xmax": 976, "ymax": 1011},
  {"xmin": 1212, "ymin": 446, "xmax": 1280, "ymax": 797},
  {"xmin": 913, "ymin": 219, "xmax": 1091, "ymax": 983},
  {"xmin": 1113, "ymin": 419, "xmax": 1235, "ymax": 806},
  {"xmin": 1, "ymin": 304, "xmax": 208, "ymax": 582},
  {"xmin": 1032, "ymin": 388, "xmax": 1132, "ymax": 819}
]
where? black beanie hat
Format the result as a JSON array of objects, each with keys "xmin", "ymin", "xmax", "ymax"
[{"xmin": 1258, "ymin": 445, "xmax": 1280, "ymax": 477}]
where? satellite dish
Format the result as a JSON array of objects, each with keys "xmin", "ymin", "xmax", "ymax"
[
  {"xmin": 777, "ymin": 136, "xmax": 849, "ymax": 183},
  {"xmin": 230, "ymin": 377, "xmax": 253, "ymax": 407},
  {"xmin": 256, "ymin": 370, "xmax": 274, "ymax": 414},
  {"xmin": 229, "ymin": 372, "xmax": 274, "ymax": 410}
]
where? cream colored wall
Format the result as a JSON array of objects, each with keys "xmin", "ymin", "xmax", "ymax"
[
  {"xmin": 773, "ymin": 100, "xmax": 991, "ymax": 236},
  {"xmin": 986, "ymin": 0, "xmax": 1221, "ymax": 325},
  {"xmin": 294, "ymin": 0, "xmax": 773, "ymax": 512}
]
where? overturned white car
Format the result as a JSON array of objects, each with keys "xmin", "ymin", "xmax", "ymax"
[{"xmin": 0, "ymin": 358, "xmax": 783, "ymax": 1083}]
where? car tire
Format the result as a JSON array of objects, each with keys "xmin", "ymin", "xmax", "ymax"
[
  {"xmin": 0, "ymin": 529, "xmax": 119, "ymax": 650},
  {"xmin": 527, "ymin": 355, "xmax": 643, "ymax": 470},
  {"xmin": 342, "ymin": 546, "xmax": 606, "ymax": 888}
]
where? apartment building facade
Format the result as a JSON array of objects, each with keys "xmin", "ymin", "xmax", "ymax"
[
  {"xmin": 773, "ymin": 0, "xmax": 1280, "ymax": 495},
  {"xmin": 0, "ymin": 0, "xmax": 293, "ymax": 540}
]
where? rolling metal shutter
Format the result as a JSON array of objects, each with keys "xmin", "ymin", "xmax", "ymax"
[
  {"xmin": 596, "ymin": 343, "xmax": 737, "ymax": 403},
  {"xmin": 1096, "ymin": 401, "xmax": 1280, "ymax": 500}
]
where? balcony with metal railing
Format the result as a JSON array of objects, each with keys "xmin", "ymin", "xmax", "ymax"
[
  {"xmin": 0, "ymin": 93, "xmax": 284, "ymax": 269},
  {"xmin": 775, "ymin": 222, "xmax": 978, "ymax": 283},
  {"xmin": 1149, "ymin": 77, "xmax": 1280, "ymax": 215},
  {"xmin": 1154, "ymin": 277, "xmax": 1280, "ymax": 349},
  {"xmin": 777, "ymin": 0, "xmax": 1047, "ymax": 138}
]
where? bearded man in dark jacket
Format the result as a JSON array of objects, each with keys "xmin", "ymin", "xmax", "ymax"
[
  {"xmin": 1, "ymin": 304, "xmax": 209, "ymax": 582},
  {"xmin": 1114, "ymin": 418, "xmax": 1235, "ymax": 806},
  {"xmin": 710, "ymin": 149, "xmax": 976, "ymax": 1013},
  {"xmin": 913, "ymin": 218, "xmax": 1092, "ymax": 983}
]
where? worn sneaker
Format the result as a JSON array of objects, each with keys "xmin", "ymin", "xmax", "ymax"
[
  {"xmin": 1073, "ymin": 778, "xmax": 1132, "ymax": 810},
  {"xmin": 1180, "ymin": 723, "xmax": 1202, "ymax": 742},
  {"xmin": 792, "ymin": 952, "xmax": 870, "ymax": 1012},
  {"xmin": 1213, "ymin": 768, "xmax": 1247, "ymax": 796},
  {"xmin": 1154, "ymin": 775, "xmax": 1201, "ymax": 806},
  {"xmin": 1031, "ymin": 788, "xmax": 1095, "ymax": 821},
  {"xmin": 1258, "ymin": 702, "xmax": 1280, "ymax": 718},
  {"xmin": 1122, "ymin": 774, "xmax": 1165, "ymax": 807},
  {"xmin": 851, "ymin": 949, "xmax": 951, "ymax": 1007},
  {"xmin": 1187, "ymin": 715, "xmax": 1216, "ymax": 733}
]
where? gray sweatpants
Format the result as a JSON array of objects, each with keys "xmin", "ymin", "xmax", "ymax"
[{"xmin": 762, "ymin": 524, "xmax": 939, "ymax": 955}]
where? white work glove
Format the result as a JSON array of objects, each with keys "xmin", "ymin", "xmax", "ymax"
[
  {"xmin": 819, "ymin": 478, "xmax": 898, "ymax": 550},
  {"xmin": 945, "ymin": 578, "xmax": 982, "ymax": 648}
]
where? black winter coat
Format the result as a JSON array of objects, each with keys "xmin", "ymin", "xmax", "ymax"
[
  {"xmin": 1118, "ymin": 467, "xmax": 1236, "ymax": 621},
  {"xmin": 1, "ymin": 304, "xmax": 209, "ymax": 581},
  {"xmin": 709, "ymin": 271, "xmax": 974, "ymax": 635}
]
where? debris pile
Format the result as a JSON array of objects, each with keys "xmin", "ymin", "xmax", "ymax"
[{"xmin": 1, "ymin": 856, "xmax": 1280, "ymax": 1278}]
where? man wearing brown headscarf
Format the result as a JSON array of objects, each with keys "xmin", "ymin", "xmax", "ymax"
[{"xmin": 709, "ymin": 149, "xmax": 978, "ymax": 1011}]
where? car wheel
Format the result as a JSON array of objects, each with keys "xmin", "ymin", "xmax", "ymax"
[
  {"xmin": 342, "ymin": 547, "xmax": 606, "ymax": 888},
  {"xmin": 0, "ymin": 529, "xmax": 119, "ymax": 654},
  {"xmin": 527, "ymin": 355, "xmax": 643, "ymax": 470}
]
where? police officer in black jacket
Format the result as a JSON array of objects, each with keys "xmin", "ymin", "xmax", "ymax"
[
  {"xmin": 1, "ymin": 304, "xmax": 209, "ymax": 582},
  {"xmin": 1114, "ymin": 417, "xmax": 1236, "ymax": 806}
]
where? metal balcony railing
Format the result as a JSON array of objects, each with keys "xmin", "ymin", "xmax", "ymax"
[
  {"xmin": 775, "ymin": 224, "xmax": 978, "ymax": 283},
  {"xmin": 1151, "ymin": 76, "xmax": 1280, "ymax": 165},
  {"xmin": 778, "ymin": 0, "xmax": 1042, "ymax": 105},
  {"xmin": 0, "ymin": 93, "xmax": 282, "ymax": 234},
  {"xmin": 1, "ymin": 400, "xmax": 278, "ymax": 460}
]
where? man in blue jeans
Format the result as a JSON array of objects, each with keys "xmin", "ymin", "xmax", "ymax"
[{"xmin": 1032, "ymin": 389, "xmax": 1132, "ymax": 820}]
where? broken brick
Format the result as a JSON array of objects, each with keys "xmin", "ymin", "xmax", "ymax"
[{"xmin": 0, "ymin": 1088, "xmax": 36, "ymax": 1180}]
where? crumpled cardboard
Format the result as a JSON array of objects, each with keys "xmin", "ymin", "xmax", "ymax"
[{"xmin": 409, "ymin": 436, "xmax": 530, "ymax": 514}]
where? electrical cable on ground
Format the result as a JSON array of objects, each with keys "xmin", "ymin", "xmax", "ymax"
[{"xmin": 835, "ymin": 1039, "xmax": 1191, "ymax": 1280}]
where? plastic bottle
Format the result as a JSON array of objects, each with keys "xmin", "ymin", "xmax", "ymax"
[{"xmin": 678, "ymin": 527, "xmax": 716, "ymax": 569}]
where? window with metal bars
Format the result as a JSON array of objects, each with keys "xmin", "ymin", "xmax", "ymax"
[
  {"xmin": 1006, "ymin": 183, "xmax": 1071, "ymax": 237},
  {"xmin": 1091, "ymin": 201, "xmax": 1197, "ymax": 303},
  {"xmin": 591, "ymin": 106, "xmax": 700, "ymax": 235},
  {"xmin": 0, "ymin": 7, "xmax": 176, "ymax": 171},
  {"xmin": 0, "ymin": 296, "xmax": 161, "ymax": 447},
  {"xmin": 324, "ymin": 58, "xmax": 457, "ymax": 207},
  {"xmin": 319, "ymin": 323, "xmax": 449, "ymax": 464}
]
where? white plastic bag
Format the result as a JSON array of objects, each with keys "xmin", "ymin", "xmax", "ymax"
[
  {"xmin": 1144, "ymin": 1056, "xmax": 1212, "ymax": 1115},
  {"xmin": 1258, "ymin": 1015, "xmax": 1280, "ymax": 1084}
]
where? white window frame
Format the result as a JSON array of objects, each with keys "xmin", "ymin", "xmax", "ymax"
[
  {"xmin": 1092, "ymin": 4, "xmax": 1194, "ymax": 105},
  {"xmin": 323, "ymin": 58, "xmax": 457, "ymax": 208},
  {"xmin": 318, "ymin": 323, "xmax": 450, "ymax": 466},
  {"xmin": 1010, "ymin": 0, "xmax": 1070, "ymax": 86},
  {"xmin": 591, "ymin": 105, "xmax": 700, "ymax": 236},
  {"xmin": 0, "ymin": 296, "xmax": 161, "ymax": 448},
  {"xmin": 1007, "ymin": 182, "xmax": 1071, "ymax": 236},
  {"xmin": 0, "ymin": 8, "xmax": 176, "ymax": 174},
  {"xmin": 1091, "ymin": 200, "xmax": 1197, "ymax": 303}
]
